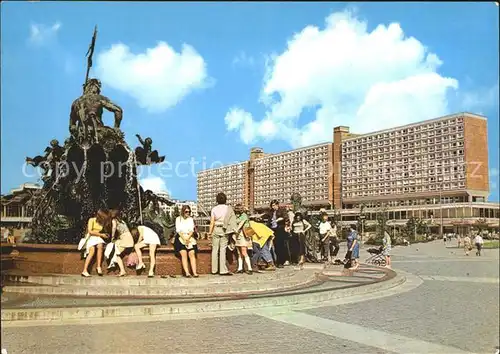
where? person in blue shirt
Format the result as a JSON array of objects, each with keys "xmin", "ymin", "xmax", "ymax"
[{"xmin": 347, "ymin": 224, "xmax": 360, "ymax": 270}]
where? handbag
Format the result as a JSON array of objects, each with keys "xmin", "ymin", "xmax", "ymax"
[
  {"xmin": 243, "ymin": 226, "xmax": 256, "ymax": 238},
  {"xmin": 126, "ymin": 252, "xmax": 139, "ymax": 267}
]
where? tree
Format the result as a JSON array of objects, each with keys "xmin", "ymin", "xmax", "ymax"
[
  {"xmin": 290, "ymin": 193, "xmax": 302, "ymax": 212},
  {"xmin": 375, "ymin": 207, "xmax": 388, "ymax": 238},
  {"xmin": 171, "ymin": 205, "xmax": 180, "ymax": 220},
  {"xmin": 404, "ymin": 217, "xmax": 417, "ymax": 241},
  {"xmin": 357, "ymin": 204, "xmax": 366, "ymax": 239}
]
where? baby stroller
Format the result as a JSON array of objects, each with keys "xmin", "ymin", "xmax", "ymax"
[{"xmin": 365, "ymin": 246, "xmax": 386, "ymax": 266}]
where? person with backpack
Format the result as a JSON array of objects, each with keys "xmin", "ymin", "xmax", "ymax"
[{"xmin": 291, "ymin": 212, "xmax": 312, "ymax": 269}]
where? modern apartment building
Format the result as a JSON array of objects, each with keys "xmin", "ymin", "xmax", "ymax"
[
  {"xmin": 196, "ymin": 112, "xmax": 498, "ymax": 228},
  {"xmin": 197, "ymin": 162, "xmax": 247, "ymax": 212}
]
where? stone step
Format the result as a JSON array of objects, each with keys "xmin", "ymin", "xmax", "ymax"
[
  {"xmin": 1, "ymin": 272, "xmax": 405, "ymax": 323},
  {"xmin": 2, "ymin": 276, "xmax": 319, "ymax": 298},
  {"xmin": 2, "ymin": 268, "xmax": 306, "ymax": 287}
]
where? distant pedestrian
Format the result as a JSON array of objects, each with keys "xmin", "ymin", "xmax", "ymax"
[
  {"xmin": 463, "ymin": 235, "xmax": 472, "ymax": 256},
  {"xmin": 474, "ymin": 233, "xmax": 484, "ymax": 256},
  {"xmin": 382, "ymin": 229, "xmax": 392, "ymax": 268},
  {"xmin": 347, "ymin": 224, "xmax": 360, "ymax": 270}
]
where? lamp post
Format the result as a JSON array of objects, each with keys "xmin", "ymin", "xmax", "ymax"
[{"xmin": 439, "ymin": 186, "xmax": 444, "ymax": 239}]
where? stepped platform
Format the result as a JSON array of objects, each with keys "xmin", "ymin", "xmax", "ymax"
[{"xmin": 1, "ymin": 265, "xmax": 401, "ymax": 323}]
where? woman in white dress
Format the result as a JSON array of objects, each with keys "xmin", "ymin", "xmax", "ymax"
[
  {"xmin": 174, "ymin": 205, "xmax": 198, "ymax": 278},
  {"xmin": 82, "ymin": 209, "xmax": 110, "ymax": 277},
  {"xmin": 109, "ymin": 209, "xmax": 134, "ymax": 277},
  {"xmin": 130, "ymin": 224, "xmax": 161, "ymax": 278}
]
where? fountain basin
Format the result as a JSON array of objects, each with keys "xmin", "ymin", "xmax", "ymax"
[{"xmin": 0, "ymin": 240, "xmax": 232, "ymax": 275}]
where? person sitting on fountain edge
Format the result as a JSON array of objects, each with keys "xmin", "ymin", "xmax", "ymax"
[
  {"xmin": 81, "ymin": 209, "xmax": 111, "ymax": 277},
  {"xmin": 130, "ymin": 224, "xmax": 161, "ymax": 278},
  {"xmin": 109, "ymin": 209, "xmax": 135, "ymax": 277}
]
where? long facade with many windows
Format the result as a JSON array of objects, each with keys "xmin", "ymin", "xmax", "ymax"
[
  {"xmin": 196, "ymin": 112, "xmax": 497, "ymax": 227},
  {"xmin": 196, "ymin": 162, "xmax": 247, "ymax": 213}
]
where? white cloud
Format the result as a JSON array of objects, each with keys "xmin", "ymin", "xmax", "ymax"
[
  {"xmin": 140, "ymin": 176, "xmax": 169, "ymax": 194},
  {"xmin": 28, "ymin": 22, "xmax": 61, "ymax": 46},
  {"xmin": 96, "ymin": 42, "xmax": 210, "ymax": 113},
  {"xmin": 232, "ymin": 51, "xmax": 255, "ymax": 67},
  {"xmin": 224, "ymin": 10, "xmax": 461, "ymax": 148}
]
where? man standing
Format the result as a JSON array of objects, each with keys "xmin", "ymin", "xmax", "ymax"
[
  {"xmin": 266, "ymin": 200, "xmax": 288, "ymax": 268},
  {"xmin": 473, "ymin": 231, "xmax": 484, "ymax": 256}
]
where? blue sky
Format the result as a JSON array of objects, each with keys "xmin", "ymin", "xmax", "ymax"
[{"xmin": 1, "ymin": 2, "xmax": 499, "ymax": 201}]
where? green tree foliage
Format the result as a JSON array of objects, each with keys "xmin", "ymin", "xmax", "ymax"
[
  {"xmin": 290, "ymin": 193, "xmax": 302, "ymax": 212},
  {"xmin": 172, "ymin": 205, "xmax": 180, "ymax": 220},
  {"xmin": 376, "ymin": 207, "xmax": 388, "ymax": 238},
  {"xmin": 403, "ymin": 217, "xmax": 428, "ymax": 241}
]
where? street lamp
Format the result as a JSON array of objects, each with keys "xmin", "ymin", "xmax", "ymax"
[{"xmin": 439, "ymin": 185, "xmax": 444, "ymax": 238}]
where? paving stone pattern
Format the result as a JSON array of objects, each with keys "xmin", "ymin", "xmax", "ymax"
[{"xmin": 2, "ymin": 240, "xmax": 499, "ymax": 354}]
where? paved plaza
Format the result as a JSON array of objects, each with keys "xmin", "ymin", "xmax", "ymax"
[{"xmin": 2, "ymin": 240, "xmax": 499, "ymax": 354}]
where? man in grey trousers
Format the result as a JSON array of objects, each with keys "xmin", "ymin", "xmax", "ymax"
[{"xmin": 208, "ymin": 192, "xmax": 237, "ymax": 275}]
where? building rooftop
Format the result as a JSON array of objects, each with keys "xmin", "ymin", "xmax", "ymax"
[{"xmin": 342, "ymin": 112, "xmax": 485, "ymax": 142}]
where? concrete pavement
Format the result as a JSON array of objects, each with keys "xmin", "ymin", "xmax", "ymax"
[{"xmin": 1, "ymin": 240, "xmax": 498, "ymax": 354}]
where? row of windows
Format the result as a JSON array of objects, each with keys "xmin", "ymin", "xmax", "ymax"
[
  {"xmin": 340, "ymin": 207, "xmax": 499, "ymax": 221},
  {"xmin": 344, "ymin": 175, "xmax": 466, "ymax": 189},
  {"xmin": 345, "ymin": 196, "xmax": 469, "ymax": 209},
  {"xmin": 342, "ymin": 117, "xmax": 464, "ymax": 147},
  {"xmin": 343, "ymin": 172, "xmax": 466, "ymax": 185},
  {"xmin": 343, "ymin": 148, "xmax": 465, "ymax": 165},
  {"xmin": 344, "ymin": 165, "xmax": 466, "ymax": 178},
  {"xmin": 343, "ymin": 160, "xmax": 467, "ymax": 173},
  {"xmin": 342, "ymin": 182, "xmax": 466, "ymax": 198},
  {"xmin": 342, "ymin": 129, "xmax": 465, "ymax": 153}
]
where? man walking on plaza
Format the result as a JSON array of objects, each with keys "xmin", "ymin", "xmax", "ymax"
[{"xmin": 473, "ymin": 232, "xmax": 484, "ymax": 256}]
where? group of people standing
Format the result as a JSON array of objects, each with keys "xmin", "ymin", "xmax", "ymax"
[{"xmin": 207, "ymin": 195, "xmax": 361, "ymax": 275}]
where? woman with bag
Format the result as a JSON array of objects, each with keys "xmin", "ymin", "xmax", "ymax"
[
  {"xmin": 81, "ymin": 209, "xmax": 111, "ymax": 277},
  {"xmin": 174, "ymin": 205, "xmax": 198, "ymax": 278},
  {"xmin": 109, "ymin": 209, "xmax": 134, "ymax": 277},
  {"xmin": 233, "ymin": 204, "xmax": 253, "ymax": 275}
]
